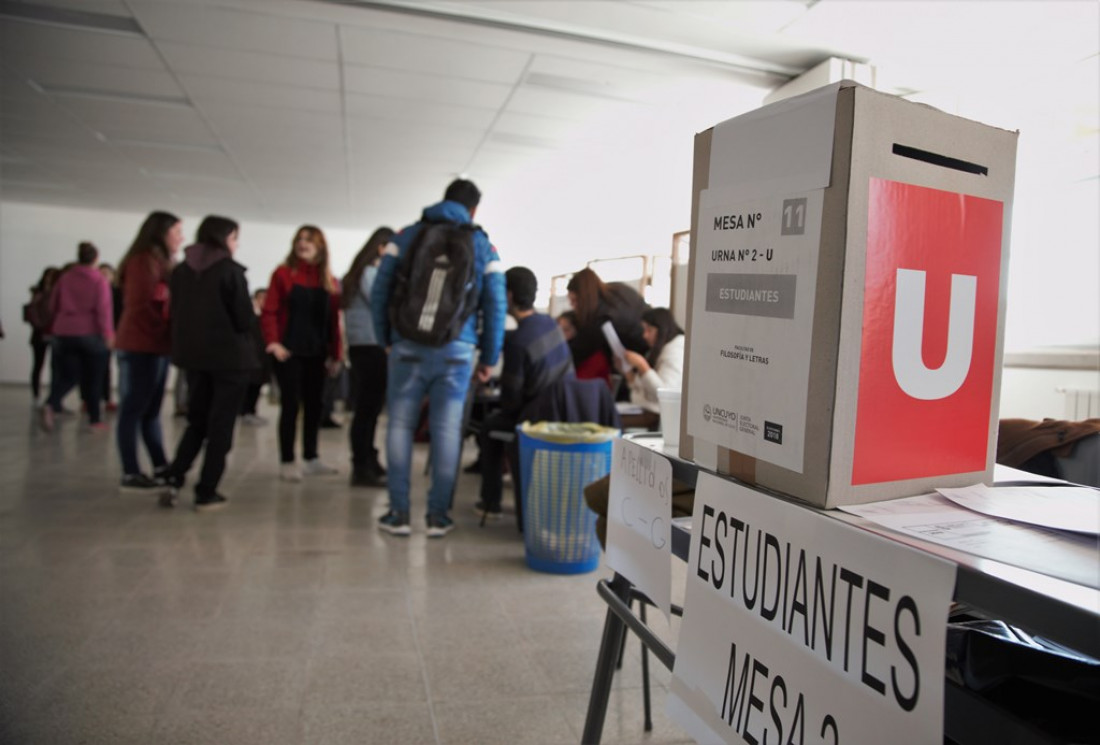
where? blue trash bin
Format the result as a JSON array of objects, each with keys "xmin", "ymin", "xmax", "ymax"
[{"xmin": 518, "ymin": 426, "xmax": 615, "ymax": 574}]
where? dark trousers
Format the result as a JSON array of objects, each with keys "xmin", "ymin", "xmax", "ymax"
[
  {"xmin": 273, "ymin": 355, "xmax": 325, "ymax": 463},
  {"xmin": 478, "ymin": 409, "xmax": 519, "ymax": 510},
  {"xmin": 31, "ymin": 336, "xmax": 49, "ymax": 400},
  {"xmin": 348, "ymin": 345, "xmax": 387, "ymax": 468},
  {"xmin": 117, "ymin": 352, "xmax": 169, "ymax": 476},
  {"xmin": 241, "ymin": 383, "xmax": 262, "ymax": 415},
  {"xmin": 102, "ymin": 352, "xmax": 113, "ymax": 403},
  {"xmin": 169, "ymin": 370, "xmax": 248, "ymax": 497},
  {"xmin": 47, "ymin": 335, "xmax": 109, "ymax": 423}
]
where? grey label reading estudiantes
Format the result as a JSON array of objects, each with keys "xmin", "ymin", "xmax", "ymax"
[{"xmin": 705, "ymin": 274, "xmax": 796, "ymax": 319}]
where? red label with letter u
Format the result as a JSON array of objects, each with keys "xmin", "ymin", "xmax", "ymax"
[{"xmin": 852, "ymin": 179, "xmax": 1003, "ymax": 485}]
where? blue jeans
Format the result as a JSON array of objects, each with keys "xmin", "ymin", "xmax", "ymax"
[
  {"xmin": 385, "ymin": 340, "xmax": 475, "ymax": 517},
  {"xmin": 116, "ymin": 351, "xmax": 170, "ymax": 476}
]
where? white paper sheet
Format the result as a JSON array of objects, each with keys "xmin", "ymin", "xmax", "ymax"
[
  {"xmin": 839, "ymin": 493, "xmax": 1100, "ymax": 589},
  {"xmin": 601, "ymin": 321, "xmax": 630, "ymax": 373},
  {"xmin": 937, "ymin": 484, "xmax": 1100, "ymax": 536},
  {"xmin": 606, "ymin": 438, "xmax": 673, "ymax": 618},
  {"xmin": 993, "ymin": 463, "xmax": 1067, "ymax": 485}
]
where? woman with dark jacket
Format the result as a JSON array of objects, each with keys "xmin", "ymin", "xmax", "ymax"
[
  {"xmin": 342, "ymin": 226, "xmax": 394, "ymax": 487},
  {"xmin": 159, "ymin": 216, "xmax": 258, "ymax": 511},
  {"xmin": 115, "ymin": 211, "xmax": 184, "ymax": 492},
  {"xmin": 565, "ymin": 267, "xmax": 648, "ymax": 384},
  {"xmin": 261, "ymin": 225, "xmax": 343, "ymax": 482},
  {"xmin": 27, "ymin": 266, "xmax": 61, "ymax": 403}
]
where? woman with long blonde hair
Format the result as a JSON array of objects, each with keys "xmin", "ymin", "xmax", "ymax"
[{"xmin": 261, "ymin": 225, "xmax": 343, "ymax": 481}]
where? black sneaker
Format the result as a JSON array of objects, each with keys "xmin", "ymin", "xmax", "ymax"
[
  {"xmin": 194, "ymin": 493, "xmax": 228, "ymax": 512},
  {"xmin": 120, "ymin": 473, "xmax": 159, "ymax": 493},
  {"xmin": 351, "ymin": 465, "xmax": 387, "ymax": 488},
  {"xmin": 157, "ymin": 471, "xmax": 184, "ymax": 508},
  {"xmin": 473, "ymin": 501, "xmax": 503, "ymax": 521},
  {"xmin": 426, "ymin": 513, "xmax": 455, "ymax": 538},
  {"xmin": 377, "ymin": 510, "xmax": 411, "ymax": 536}
]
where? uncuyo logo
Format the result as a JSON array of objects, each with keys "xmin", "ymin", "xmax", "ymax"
[{"xmin": 702, "ymin": 404, "xmax": 712, "ymax": 422}]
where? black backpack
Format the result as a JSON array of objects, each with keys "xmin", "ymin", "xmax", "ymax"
[{"xmin": 389, "ymin": 218, "xmax": 481, "ymax": 347}]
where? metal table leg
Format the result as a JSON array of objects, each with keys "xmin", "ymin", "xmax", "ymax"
[{"xmin": 582, "ymin": 573, "xmax": 632, "ymax": 744}]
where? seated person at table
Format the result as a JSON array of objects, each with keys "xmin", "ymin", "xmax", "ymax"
[
  {"xmin": 619, "ymin": 307, "xmax": 684, "ymax": 430},
  {"xmin": 477, "ymin": 267, "xmax": 574, "ymax": 519}
]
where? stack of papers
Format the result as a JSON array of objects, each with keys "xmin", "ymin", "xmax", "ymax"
[{"xmin": 839, "ymin": 469, "xmax": 1099, "ymax": 589}]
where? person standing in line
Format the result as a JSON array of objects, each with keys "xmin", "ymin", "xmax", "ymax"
[
  {"xmin": 239, "ymin": 287, "xmax": 270, "ymax": 426},
  {"xmin": 115, "ymin": 211, "xmax": 184, "ymax": 492},
  {"xmin": 342, "ymin": 226, "xmax": 395, "ymax": 488},
  {"xmin": 371, "ymin": 179, "xmax": 506, "ymax": 537},
  {"xmin": 476, "ymin": 266, "xmax": 574, "ymax": 519},
  {"xmin": 97, "ymin": 263, "xmax": 123, "ymax": 412},
  {"xmin": 26, "ymin": 266, "xmax": 60, "ymax": 404},
  {"xmin": 159, "ymin": 216, "xmax": 259, "ymax": 511},
  {"xmin": 40, "ymin": 243, "xmax": 114, "ymax": 431},
  {"xmin": 261, "ymin": 225, "xmax": 343, "ymax": 482}
]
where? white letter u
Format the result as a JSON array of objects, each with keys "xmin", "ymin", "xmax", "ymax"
[{"xmin": 891, "ymin": 269, "xmax": 977, "ymax": 400}]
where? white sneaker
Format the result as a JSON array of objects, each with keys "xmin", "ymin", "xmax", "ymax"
[
  {"xmin": 303, "ymin": 458, "xmax": 338, "ymax": 476},
  {"xmin": 241, "ymin": 414, "xmax": 268, "ymax": 426},
  {"xmin": 279, "ymin": 462, "xmax": 302, "ymax": 482}
]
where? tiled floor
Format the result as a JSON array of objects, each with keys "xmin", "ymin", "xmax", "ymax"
[{"xmin": 0, "ymin": 386, "xmax": 690, "ymax": 744}]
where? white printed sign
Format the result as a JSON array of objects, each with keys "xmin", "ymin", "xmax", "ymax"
[
  {"xmin": 607, "ymin": 438, "xmax": 673, "ymax": 618},
  {"xmin": 686, "ymin": 188, "xmax": 823, "ymax": 473},
  {"xmin": 667, "ymin": 473, "xmax": 956, "ymax": 745}
]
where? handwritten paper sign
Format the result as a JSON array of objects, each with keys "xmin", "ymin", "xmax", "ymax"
[
  {"xmin": 607, "ymin": 438, "xmax": 673, "ymax": 618},
  {"xmin": 668, "ymin": 473, "xmax": 956, "ymax": 744}
]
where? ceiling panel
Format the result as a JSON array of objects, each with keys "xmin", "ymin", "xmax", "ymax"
[
  {"xmin": 114, "ymin": 144, "xmax": 239, "ymax": 180},
  {"xmin": 57, "ymin": 97, "xmax": 218, "ymax": 144},
  {"xmin": 348, "ymin": 138, "xmax": 473, "ymax": 164},
  {"xmin": 157, "ymin": 41, "xmax": 339, "ymax": 90},
  {"xmin": 492, "ymin": 111, "xmax": 582, "ymax": 141},
  {"xmin": 0, "ymin": 19, "xmax": 162, "ymax": 69},
  {"xmin": 130, "ymin": 2, "xmax": 338, "ymax": 61},
  {"xmin": 203, "ymin": 102, "xmax": 342, "ymax": 136},
  {"xmin": 9, "ymin": 141, "xmax": 128, "ymax": 168},
  {"xmin": 340, "ymin": 25, "xmax": 530, "ymax": 84},
  {"xmin": 505, "ymin": 86, "xmax": 641, "ymax": 123},
  {"xmin": 181, "ymin": 74, "xmax": 342, "ymax": 114},
  {"xmin": 342, "ymin": 65, "xmax": 511, "ymax": 110},
  {"xmin": 346, "ymin": 93, "xmax": 497, "ymax": 129},
  {"xmin": 347, "ymin": 118, "xmax": 484, "ymax": 150}
]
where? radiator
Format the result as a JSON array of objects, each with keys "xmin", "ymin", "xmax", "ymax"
[{"xmin": 1060, "ymin": 388, "xmax": 1100, "ymax": 419}]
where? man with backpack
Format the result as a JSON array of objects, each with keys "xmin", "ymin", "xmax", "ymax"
[{"xmin": 371, "ymin": 179, "xmax": 506, "ymax": 537}]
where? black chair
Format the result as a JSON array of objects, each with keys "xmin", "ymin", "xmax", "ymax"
[{"xmin": 484, "ymin": 374, "xmax": 621, "ymax": 530}]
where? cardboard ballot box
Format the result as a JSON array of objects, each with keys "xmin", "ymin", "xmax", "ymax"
[{"xmin": 680, "ymin": 81, "xmax": 1017, "ymax": 508}]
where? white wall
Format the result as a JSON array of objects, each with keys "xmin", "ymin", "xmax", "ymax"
[{"xmin": 0, "ymin": 201, "xmax": 371, "ymax": 385}]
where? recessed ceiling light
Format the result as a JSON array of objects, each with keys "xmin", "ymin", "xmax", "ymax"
[
  {"xmin": 0, "ymin": 1, "xmax": 142, "ymax": 36},
  {"xmin": 29, "ymin": 83, "xmax": 192, "ymax": 109},
  {"xmin": 106, "ymin": 137, "xmax": 224, "ymax": 154},
  {"xmin": 1, "ymin": 179, "xmax": 77, "ymax": 190},
  {"xmin": 139, "ymin": 168, "xmax": 242, "ymax": 184}
]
